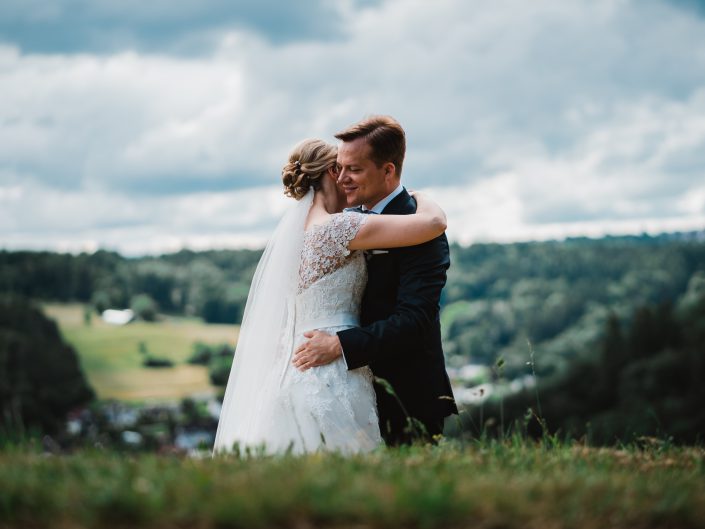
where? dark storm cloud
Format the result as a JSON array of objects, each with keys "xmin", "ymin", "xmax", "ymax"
[
  {"xmin": 106, "ymin": 169, "xmax": 269, "ymax": 196},
  {"xmin": 0, "ymin": 0, "xmax": 381, "ymax": 55},
  {"xmin": 665, "ymin": 0, "xmax": 705, "ymax": 16}
]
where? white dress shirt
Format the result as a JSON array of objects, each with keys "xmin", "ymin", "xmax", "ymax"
[{"xmin": 362, "ymin": 183, "xmax": 405, "ymax": 214}]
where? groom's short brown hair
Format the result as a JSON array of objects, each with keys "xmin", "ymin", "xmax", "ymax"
[{"xmin": 335, "ymin": 115, "xmax": 406, "ymax": 178}]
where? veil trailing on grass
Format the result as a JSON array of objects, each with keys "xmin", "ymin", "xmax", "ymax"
[{"xmin": 211, "ymin": 188, "xmax": 313, "ymax": 456}]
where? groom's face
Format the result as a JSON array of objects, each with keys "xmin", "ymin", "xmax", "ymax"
[{"xmin": 336, "ymin": 138, "xmax": 392, "ymax": 209}]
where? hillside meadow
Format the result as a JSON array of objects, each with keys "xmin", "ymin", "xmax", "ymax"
[
  {"xmin": 42, "ymin": 303, "xmax": 237, "ymax": 402},
  {"xmin": 1, "ymin": 439, "xmax": 703, "ymax": 529}
]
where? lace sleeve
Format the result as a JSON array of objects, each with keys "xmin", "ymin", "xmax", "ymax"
[
  {"xmin": 325, "ymin": 211, "xmax": 368, "ymax": 258},
  {"xmin": 298, "ymin": 211, "xmax": 368, "ymax": 291}
]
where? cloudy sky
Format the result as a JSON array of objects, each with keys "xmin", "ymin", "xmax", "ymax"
[{"xmin": 1, "ymin": 0, "xmax": 704, "ymax": 255}]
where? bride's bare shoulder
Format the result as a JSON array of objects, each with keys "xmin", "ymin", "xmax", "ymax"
[{"xmin": 304, "ymin": 212, "xmax": 332, "ymax": 233}]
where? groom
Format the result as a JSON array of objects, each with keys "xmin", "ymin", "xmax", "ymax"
[{"xmin": 293, "ymin": 115, "xmax": 458, "ymax": 445}]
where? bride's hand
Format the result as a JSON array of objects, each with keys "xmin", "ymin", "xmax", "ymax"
[{"xmin": 410, "ymin": 190, "xmax": 447, "ymax": 226}]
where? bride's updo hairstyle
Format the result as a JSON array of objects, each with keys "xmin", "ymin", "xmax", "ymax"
[{"xmin": 282, "ymin": 138, "xmax": 337, "ymax": 200}]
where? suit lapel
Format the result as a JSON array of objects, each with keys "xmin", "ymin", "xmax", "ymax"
[{"xmin": 380, "ymin": 188, "xmax": 413, "ymax": 215}]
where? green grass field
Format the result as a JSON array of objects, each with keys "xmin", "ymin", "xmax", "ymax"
[
  {"xmin": 43, "ymin": 303, "xmax": 238, "ymax": 403},
  {"xmin": 1, "ymin": 440, "xmax": 703, "ymax": 529}
]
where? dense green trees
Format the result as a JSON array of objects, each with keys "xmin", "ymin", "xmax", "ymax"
[
  {"xmin": 442, "ymin": 234, "xmax": 705, "ymax": 378},
  {"xmin": 1, "ymin": 235, "xmax": 703, "ymax": 366},
  {"xmin": 0, "ymin": 248, "xmax": 261, "ymax": 324},
  {"xmin": 1, "ymin": 231, "xmax": 703, "ymax": 444},
  {"xmin": 460, "ymin": 273, "xmax": 705, "ymax": 444},
  {"xmin": 441, "ymin": 234, "xmax": 705, "ymax": 444},
  {"xmin": 0, "ymin": 297, "xmax": 95, "ymax": 439}
]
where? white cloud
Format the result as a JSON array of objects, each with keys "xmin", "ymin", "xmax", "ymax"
[
  {"xmin": 0, "ymin": 179, "xmax": 291, "ymax": 255},
  {"xmin": 2, "ymin": 0, "xmax": 705, "ymax": 254}
]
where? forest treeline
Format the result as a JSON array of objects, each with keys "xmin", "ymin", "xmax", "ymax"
[
  {"xmin": 1, "ymin": 231, "xmax": 704, "ymax": 443},
  {"xmin": 0, "ymin": 248, "xmax": 263, "ymax": 324},
  {"xmin": 1, "ymin": 233, "xmax": 704, "ymax": 376},
  {"xmin": 443, "ymin": 232, "xmax": 705, "ymax": 379}
]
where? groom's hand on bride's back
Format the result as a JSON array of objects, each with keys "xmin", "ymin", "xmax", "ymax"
[{"xmin": 292, "ymin": 331, "xmax": 342, "ymax": 371}]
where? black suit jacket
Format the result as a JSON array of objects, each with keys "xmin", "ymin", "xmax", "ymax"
[{"xmin": 337, "ymin": 189, "xmax": 458, "ymax": 443}]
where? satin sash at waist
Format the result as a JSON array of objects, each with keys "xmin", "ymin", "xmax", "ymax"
[{"xmin": 294, "ymin": 312, "xmax": 359, "ymax": 335}]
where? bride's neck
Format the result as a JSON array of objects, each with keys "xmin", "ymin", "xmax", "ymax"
[{"xmin": 317, "ymin": 181, "xmax": 342, "ymax": 214}]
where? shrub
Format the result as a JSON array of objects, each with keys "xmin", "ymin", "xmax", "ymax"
[
  {"xmin": 142, "ymin": 355, "xmax": 174, "ymax": 368},
  {"xmin": 130, "ymin": 294, "xmax": 158, "ymax": 322},
  {"xmin": 188, "ymin": 342, "xmax": 232, "ymax": 365},
  {"xmin": 188, "ymin": 342, "xmax": 213, "ymax": 365},
  {"xmin": 208, "ymin": 355, "xmax": 233, "ymax": 386}
]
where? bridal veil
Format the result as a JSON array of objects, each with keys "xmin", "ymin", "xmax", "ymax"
[{"xmin": 211, "ymin": 188, "xmax": 313, "ymax": 456}]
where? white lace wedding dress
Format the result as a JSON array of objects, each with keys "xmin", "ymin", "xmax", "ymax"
[{"xmin": 212, "ymin": 209, "xmax": 382, "ymax": 455}]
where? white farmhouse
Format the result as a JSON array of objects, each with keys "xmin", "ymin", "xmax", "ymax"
[{"xmin": 101, "ymin": 309, "xmax": 135, "ymax": 325}]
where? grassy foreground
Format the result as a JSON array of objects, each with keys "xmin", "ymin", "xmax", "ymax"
[{"xmin": 1, "ymin": 440, "xmax": 703, "ymax": 529}]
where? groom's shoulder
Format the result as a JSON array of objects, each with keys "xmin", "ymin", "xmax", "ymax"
[
  {"xmin": 399, "ymin": 220, "xmax": 450, "ymax": 263},
  {"xmin": 382, "ymin": 188, "xmax": 449, "ymax": 262},
  {"xmin": 381, "ymin": 189, "xmax": 415, "ymax": 215}
]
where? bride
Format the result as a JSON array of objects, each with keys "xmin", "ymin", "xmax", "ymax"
[{"xmin": 211, "ymin": 138, "xmax": 447, "ymax": 456}]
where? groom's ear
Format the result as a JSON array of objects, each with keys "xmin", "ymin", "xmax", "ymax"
[{"xmin": 383, "ymin": 162, "xmax": 397, "ymax": 180}]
